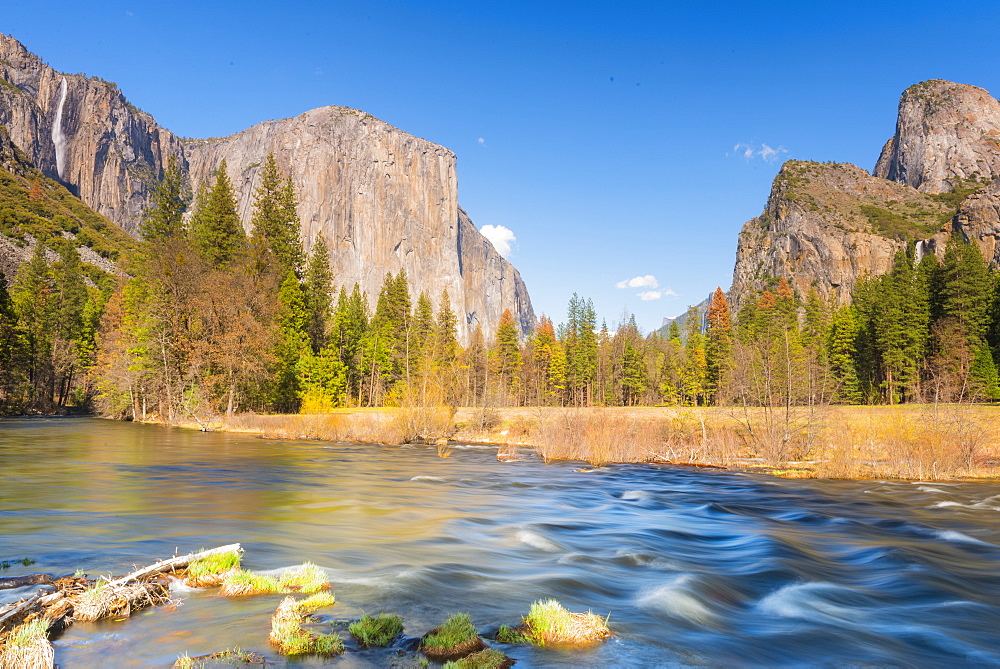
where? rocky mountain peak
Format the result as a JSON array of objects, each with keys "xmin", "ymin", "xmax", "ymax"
[
  {"xmin": 874, "ymin": 79, "xmax": 1000, "ymax": 193},
  {"xmin": 0, "ymin": 34, "xmax": 534, "ymax": 341}
]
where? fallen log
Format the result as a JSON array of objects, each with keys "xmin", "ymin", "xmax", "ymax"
[
  {"xmin": 0, "ymin": 592, "xmax": 45, "ymax": 633},
  {"xmin": 103, "ymin": 543, "xmax": 243, "ymax": 590},
  {"xmin": 0, "ymin": 544, "xmax": 244, "ymax": 636},
  {"xmin": 0, "ymin": 574, "xmax": 52, "ymax": 591}
]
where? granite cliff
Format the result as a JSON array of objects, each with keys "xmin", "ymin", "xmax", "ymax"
[
  {"xmin": 0, "ymin": 34, "xmax": 533, "ymax": 340},
  {"xmin": 731, "ymin": 80, "xmax": 1000, "ymax": 313}
]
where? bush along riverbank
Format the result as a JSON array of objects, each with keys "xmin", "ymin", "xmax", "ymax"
[{"xmin": 0, "ymin": 545, "xmax": 613, "ymax": 668}]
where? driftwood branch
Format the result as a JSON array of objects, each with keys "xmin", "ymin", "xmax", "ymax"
[
  {"xmin": 0, "ymin": 574, "xmax": 52, "ymax": 591},
  {"xmin": 103, "ymin": 543, "xmax": 243, "ymax": 589}
]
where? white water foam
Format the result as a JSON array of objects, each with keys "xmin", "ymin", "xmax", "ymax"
[
  {"xmin": 756, "ymin": 582, "xmax": 864, "ymax": 623},
  {"xmin": 51, "ymin": 77, "xmax": 68, "ymax": 178},
  {"xmin": 932, "ymin": 530, "xmax": 990, "ymax": 545},
  {"xmin": 410, "ymin": 475, "xmax": 446, "ymax": 482},
  {"xmin": 636, "ymin": 575, "xmax": 717, "ymax": 624},
  {"xmin": 620, "ymin": 490, "xmax": 652, "ymax": 502},
  {"xmin": 515, "ymin": 529, "xmax": 562, "ymax": 552}
]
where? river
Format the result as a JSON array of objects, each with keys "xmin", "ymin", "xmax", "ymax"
[{"xmin": 1, "ymin": 416, "xmax": 999, "ymax": 666}]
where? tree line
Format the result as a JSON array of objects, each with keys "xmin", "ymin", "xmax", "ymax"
[{"xmin": 3, "ymin": 156, "xmax": 1000, "ymax": 416}]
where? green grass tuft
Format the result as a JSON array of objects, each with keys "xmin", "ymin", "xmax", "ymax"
[
  {"xmin": 442, "ymin": 648, "xmax": 515, "ymax": 669},
  {"xmin": 495, "ymin": 624, "xmax": 526, "ymax": 644},
  {"xmin": 279, "ymin": 562, "xmax": 329, "ymax": 593},
  {"xmin": 349, "ymin": 613, "xmax": 404, "ymax": 646},
  {"xmin": 520, "ymin": 598, "xmax": 611, "ymax": 646},
  {"xmin": 423, "ymin": 613, "xmax": 478, "ymax": 650},
  {"xmin": 298, "ymin": 592, "xmax": 336, "ymax": 613},
  {"xmin": 188, "ymin": 551, "xmax": 241, "ymax": 579},
  {"xmin": 219, "ymin": 570, "xmax": 284, "ymax": 596}
]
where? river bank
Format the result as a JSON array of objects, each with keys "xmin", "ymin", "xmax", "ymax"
[
  {"xmin": 3, "ymin": 416, "xmax": 1000, "ymax": 666},
  {"xmin": 150, "ymin": 404, "xmax": 1000, "ymax": 481}
]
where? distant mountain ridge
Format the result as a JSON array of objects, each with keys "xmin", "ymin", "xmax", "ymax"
[
  {"xmin": 729, "ymin": 79, "xmax": 1000, "ymax": 313},
  {"xmin": 0, "ymin": 34, "xmax": 534, "ymax": 341}
]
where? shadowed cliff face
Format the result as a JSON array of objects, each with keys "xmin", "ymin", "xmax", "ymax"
[
  {"xmin": 731, "ymin": 81, "xmax": 1000, "ymax": 314},
  {"xmin": 0, "ymin": 34, "xmax": 534, "ymax": 341}
]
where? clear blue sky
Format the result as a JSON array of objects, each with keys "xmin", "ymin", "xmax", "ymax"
[{"xmin": 7, "ymin": 1, "xmax": 1000, "ymax": 332}]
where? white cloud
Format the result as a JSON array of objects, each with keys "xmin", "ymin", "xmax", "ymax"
[
  {"xmin": 477, "ymin": 137, "xmax": 485, "ymax": 145},
  {"xmin": 616, "ymin": 274, "xmax": 659, "ymax": 289},
  {"xmin": 480, "ymin": 224, "xmax": 516, "ymax": 257},
  {"xmin": 732, "ymin": 142, "xmax": 788, "ymax": 163},
  {"xmin": 637, "ymin": 288, "xmax": 679, "ymax": 301}
]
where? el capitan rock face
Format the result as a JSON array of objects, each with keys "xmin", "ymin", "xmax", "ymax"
[
  {"xmin": 0, "ymin": 34, "xmax": 534, "ymax": 341},
  {"xmin": 731, "ymin": 80, "xmax": 1000, "ymax": 313}
]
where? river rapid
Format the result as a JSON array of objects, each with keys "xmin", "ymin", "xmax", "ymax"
[{"xmin": 1, "ymin": 416, "xmax": 1000, "ymax": 667}]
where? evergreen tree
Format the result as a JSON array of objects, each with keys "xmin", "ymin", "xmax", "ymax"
[
  {"xmin": 332, "ymin": 284, "xmax": 369, "ymax": 403},
  {"xmin": 189, "ymin": 160, "xmax": 246, "ymax": 267},
  {"xmin": 140, "ymin": 155, "xmax": 188, "ymax": 241},
  {"xmin": 827, "ymin": 306, "xmax": 862, "ymax": 404},
  {"xmin": 433, "ymin": 289, "xmax": 459, "ymax": 366},
  {"xmin": 705, "ymin": 287, "xmax": 732, "ymax": 404},
  {"xmin": 564, "ymin": 293, "xmax": 598, "ymax": 406},
  {"xmin": 490, "ymin": 308, "xmax": 523, "ymax": 402},
  {"xmin": 273, "ymin": 270, "xmax": 310, "ymax": 412},
  {"xmin": 250, "ymin": 154, "xmax": 303, "ymax": 272},
  {"xmin": 303, "ymin": 238, "xmax": 333, "ymax": 352}
]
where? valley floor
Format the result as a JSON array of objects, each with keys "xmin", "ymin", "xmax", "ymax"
[{"xmin": 156, "ymin": 404, "xmax": 1000, "ymax": 482}]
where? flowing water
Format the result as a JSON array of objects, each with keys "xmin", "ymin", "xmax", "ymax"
[
  {"xmin": 2, "ymin": 417, "xmax": 1000, "ymax": 667},
  {"xmin": 51, "ymin": 77, "xmax": 68, "ymax": 179}
]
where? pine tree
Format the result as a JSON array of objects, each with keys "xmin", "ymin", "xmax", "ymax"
[
  {"xmin": 189, "ymin": 160, "xmax": 246, "ymax": 267},
  {"xmin": 273, "ymin": 270, "xmax": 310, "ymax": 412},
  {"xmin": 0, "ymin": 270, "xmax": 23, "ymax": 409},
  {"xmin": 564, "ymin": 293, "xmax": 597, "ymax": 406},
  {"xmin": 140, "ymin": 155, "xmax": 188, "ymax": 241},
  {"xmin": 827, "ymin": 306, "xmax": 862, "ymax": 404},
  {"xmin": 250, "ymin": 154, "xmax": 303, "ymax": 272},
  {"xmin": 705, "ymin": 287, "xmax": 732, "ymax": 404},
  {"xmin": 490, "ymin": 308, "xmax": 523, "ymax": 402},
  {"xmin": 332, "ymin": 284, "xmax": 369, "ymax": 403},
  {"xmin": 302, "ymin": 238, "xmax": 333, "ymax": 352},
  {"xmin": 433, "ymin": 289, "xmax": 459, "ymax": 366}
]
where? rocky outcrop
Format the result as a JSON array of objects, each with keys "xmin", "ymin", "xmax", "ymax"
[
  {"xmin": 0, "ymin": 35, "xmax": 182, "ymax": 227},
  {"xmin": 0, "ymin": 34, "xmax": 534, "ymax": 340},
  {"xmin": 732, "ymin": 80, "xmax": 1000, "ymax": 314},
  {"xmin": 730, "ymin": 160, "xmax": 952, "ymax": 313},
  {"xmin": 954, "ymin": 180, "xmax": 1000, "ymax": 265},
  {"xmin": 874, "ymin": 80, "xmax": 1000, "ymax": 193}
]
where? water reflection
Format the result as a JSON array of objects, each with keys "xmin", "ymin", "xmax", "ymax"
[{"xmin": 2, "ymin": 417, "xmax": 1000, "ymax": 666}]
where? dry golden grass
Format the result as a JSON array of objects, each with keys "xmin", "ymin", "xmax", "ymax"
[
  {"xmin": 73, "ymin": 580, "xmax": 170, "ymax": 622},
  {"xmin": 210, "ymin": 403, "xmax": 1000, "ymax": 481},
  {"xmin": 0, "ymin": 619, "xmax": 53, "ymax": 669}
]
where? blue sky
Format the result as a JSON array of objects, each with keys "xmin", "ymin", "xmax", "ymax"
[{"xmin": 6, "ymin": 1, "xmax": 1000, "ymax": 331}]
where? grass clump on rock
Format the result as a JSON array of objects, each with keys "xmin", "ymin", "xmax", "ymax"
[
  {"xmin": 349, "ymin": 613, "xmax": 404, "ymax": 646},
  {"xmin": 421, "ymin": 612, "xmax": 486, "ymax": 661},
  {"xmin": 0, "ymin": 619, "xmax": 54, "ymax": 669},
  {"xmin": 269, "ymin": 595, "xmax": 342, "ymax": 656},
  {"xmin": 278, "ymin": 562, "xmax": 329, "ymax": 593},
  {"xmin": 442, "ymin": 648, "xmax": 515, "ymax": 669},
  {"xmin": 518, "ymin": 598, "xmax": 611, "ymax": 646},
  {"xmin": 219, "ymin": 563, "xmax": 330, "ymax": 597},
  {"xmin": 185, "ymin": 550, "xmax": 242, "ymax": 587},
  {"xmin": 219, "ymin": 570, "xmax": 284, "ymax": 597},
  {"xmin": 173, "ymin": 647, "xmax": 265, "ymax": 667}
]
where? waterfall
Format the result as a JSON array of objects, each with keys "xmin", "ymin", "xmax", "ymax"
[
  {"xmin": 915, "ymin": 240, "xmax": 925, "ymax": 264},
  {"xmin": 51, "ymin": 77, "xmax": 68, "ymax": 179}
]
